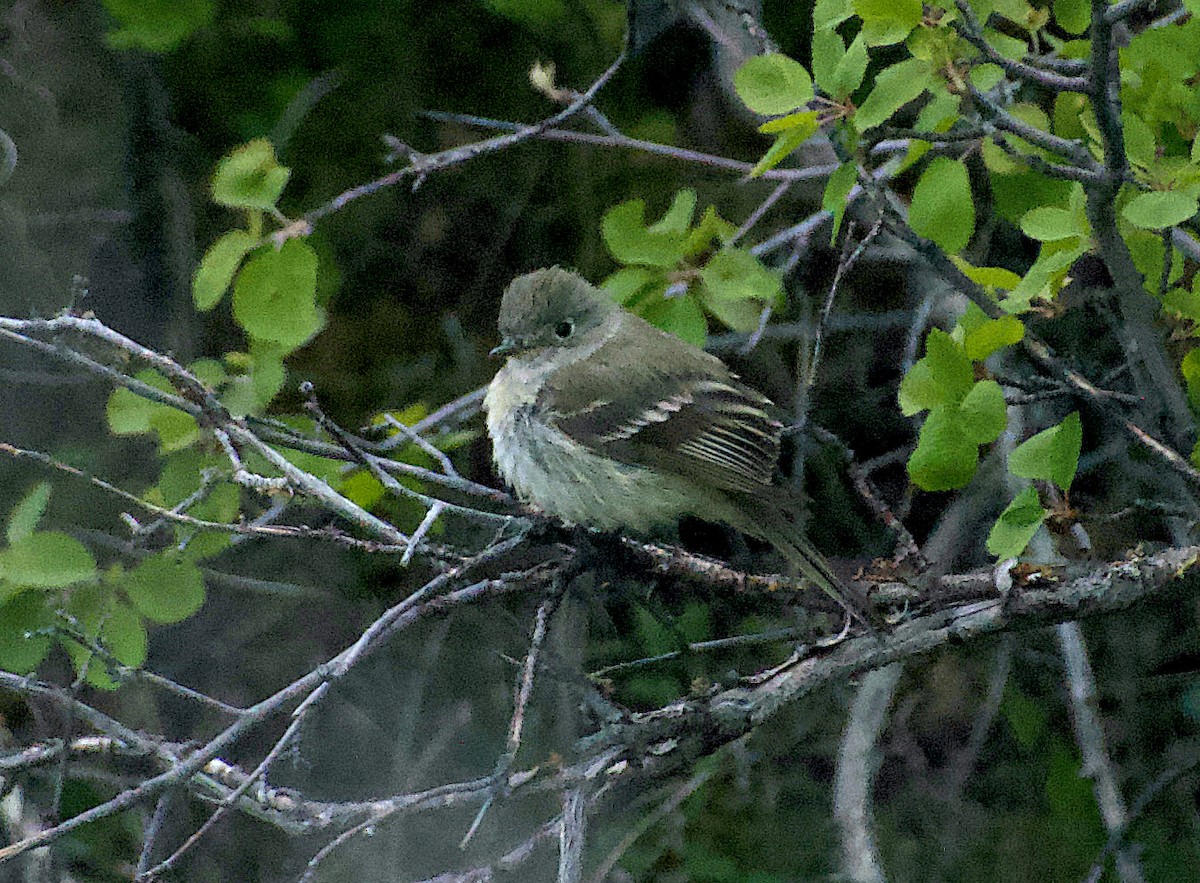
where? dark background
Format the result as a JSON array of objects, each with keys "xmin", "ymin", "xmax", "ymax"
[{"xmin": 1, "ymin": 1, "xmax": 1197, "ymax": 881}]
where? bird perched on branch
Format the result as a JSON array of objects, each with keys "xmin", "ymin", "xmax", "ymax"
[{"xmin": 484, "ymin": 266, "xmax": 868, "ymax": 628}]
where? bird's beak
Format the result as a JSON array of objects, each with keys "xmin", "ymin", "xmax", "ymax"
[{"xmin": 489, "ymin": 337, "xmax": 519, "ymax": 358}]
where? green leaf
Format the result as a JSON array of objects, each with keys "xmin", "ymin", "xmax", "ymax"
[
  {"xmin": 1053, "ymin": 0, "xmax": 1089, "ymax": 34},
  {"xmin": 640, "ymin": 293, "xmax": 707, "ymax": 347},
  {"xmin": 823, "ymin": 161, "xmax": 858, "ymax": 244},
  {"xmin": 811, "ymin": 28, "xmax": 845, "ymax": 97},
  {"xmin": 484, "ymin": 0, "xmax": 565, "ymax": 23},
  {"xmin": 123, "ymin": 554, "xmax": 206, "ymax": 624},
  {"xmin": 757, "ymin": 111, "xmax": 813, "ymax": 135},
  {"xmin": 814, "ymin": 0, "xmax": 854, "ymax": 29},
  {"xmin": 962, "ymin": 313, "xmax": 1025, "ymax": 361},
  {"xmin": 194, "ymin": 231, "xmax": 258, "ymax": 311},
  {"xmin": 855, "ymin": 58, "xmax": 934, "ymax": 132},
  {"xmin": 103, "ymin": 600, "xmax": 148, "ymax": 668},
  {"xmin": 1009, "ymin": 412, "xmax": 1082, "ymax": 491},
  {"xmin": 1123, "ymin": 191, "xmax": 1200, "ymax": 230},
  {"xmin": 854, "ymin": 0, "xmax": 922, "ymax": 45},
  {"xmin": 107, "ymin": 370, "xmax": 173, "ymax": 436},
  {"xmin": 959, "ymin": 380, "xmax": 1007, "ymax": 444},
  {"xmin": 983, "ymin": 26, "xmax": 1027, "ymax": 60},
  {"xmin": 211, "ymin": 139, "xmax": 291, "ymax": 211},
  {"xmin": 830, "ymin": 32, "xmax": 870, "ymax": 98},
  {"xmin": 751, "ymin": 113, "xmax": 820, "ymax": 176},
  {"xmin": 0, "ymin": 593, "xmax": 54, "ymax": 672},
  {"xmin": 813, "ymin": 30, "xmax": 869, "ymax": 99},
  {"xmin": 907, "ymin": 408, "xmax": 980, "ymax": 491},
  {"xmin": 733, "ymin": 54, "xmax": 814, "ymax": 116},
  {"xmin": 1000, "ymin": 241, "xmax": 1087, "ymax": 313},
  {"xmin": 701, "ymin": 294, "xmax": 768, "ymax": 332},
  {"xmin": 0, "ymin": 532, "xmax": 95, "ymax": 593},
  {"xmin": 1020, "ymin": 206, "xmax": 1085, "ymax": 242},
  {"xmin": 7, "ymin": 483, "xmax": 51, "ymax": 545},
  {"xmin": 601, "ymin": 266, "xmax": 660, "ymax": 305},
  {"xmin": 1164, "ymin": 287, "xmax": 1200, "ymax": 326},
  {"xmin": 982, "ymin": 103, "xmax": 1053, "ymax": 174},
  {"xmin": 1122, "ymin": 112, "xmax": 1157, "ymax": 171},
  {"xmin": 987, "ymin": 487, "xmax": 1047, "ymax": 559},
  {"xmin": 700, "ymin": 250, "xmax": 781, "ymax": 304},
  {"xmin": 232, "ymin": 239, "xmax": 324, "ymax": 348},
  {"xmin": 103, "ymin": 0, "xmax": 214, "ymax": 52},
  {"xmin": 1002, "ymin": 684, "xmax": 1048, "ymax": 749},
  {"xmin": 1181, "ymin": 349, "xmax": 1200, "ymax": 411},
  {"xmin": 909, "ymin": 157, "xmax": 975, "ymax": 254},
  {"xmin": 648, "ymin": 189, "xmax": 697, "ymax": 236},
  {"xmin": 970, "ymin": 63, "xmax": 1005, "ymax": 92},
  {"xmin": 601, "ymin": 199, "xmax": 689, "ymax": 268},
  {"xmin": 684, "ymin": 206, "xmax": 736, "ymax": 258},
  {"xmin": 898, "ymin": 329, "xmax": 974, "ymax": 415},
  {"xmin": 150, "ymin": 405, "xmax": 201, "ymax": 453},
  {"xmin": 950, "ymin": 257, "xmax": 1023, "ymax": 293}
]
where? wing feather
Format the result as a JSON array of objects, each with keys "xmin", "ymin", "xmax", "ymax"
[{"xmin": 540, "ymin": 317, "xmax": 783, "ymax": 492}]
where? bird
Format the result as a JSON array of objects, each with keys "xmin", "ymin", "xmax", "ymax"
[{"xmin": 484, "ymin": 266, "xmax": 868, "ymax": 628}]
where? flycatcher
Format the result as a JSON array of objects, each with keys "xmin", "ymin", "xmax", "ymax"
[{"xmin": 484, "ymin": 266, "xmax": 866, "ymax": 625}]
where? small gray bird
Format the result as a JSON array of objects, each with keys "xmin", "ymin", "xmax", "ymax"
[{"xmin": 484, "ymin": 267, "xmax": 866, "ymax": 626}]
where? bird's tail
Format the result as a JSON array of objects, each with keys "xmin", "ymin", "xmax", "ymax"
[{"xmin": 726, "ymin": 487, "xmax": 873, "ymax": 632}]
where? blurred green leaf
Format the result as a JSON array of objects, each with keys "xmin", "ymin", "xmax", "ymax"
[
  {"xmin": 700, "ymin": 249, "xmax": 782, "ymax": 304},
  {"xmin": 1009, "ymin": 412, "xmax": 1082, "ymax": 492},
  {"xmin": 0, "ymin": 532, "xmax": 95, "ymax": 594},
  {"xmin": 987, "ymin": 486, "xmax": 1047, "ymax": 559},
  {"xmin": 602, "ymin": 266, "xmax": 660, "ymax": 304},
  {"xmin": 232, "ymin": 239, "xmax": 324, "ymax": 347},
  {"xmin": 1182, "ymin": 349, "xmax": 1200, "ymax": 411},
  {"xmin": 483, "ymin": 0, "xmax": 565, "ymax": 24},
  {"xmin": 123, "ymin": 554, "xmax": 206, "ymax": 624},
  {"xmin": 640, "ymin": 292, "xmax": 707, "ymax": 347},
  {"xmin": 194, "ymin": 231, "xmax": 258, "ymax": 311},
  {"xmin": 733, "ymin": 54, "xmax": 813, "ymax": 116},
  {"xmin": 211, "ymin": 139, "xmax": 291, "ymax": 210},
  {"xmin": 0, "ymin": 593, "xmax": 54, "ymax": 672},
  {"xmin": 1164, "ymin": 288, "xmax": 1200, "ymax": 326},
  {"xmin": 102, "ymin": 600, "xmax": 148, "ymax": 668},
  {"xmin": 1002, "ymin": 682, "xmax": 1049, "ymax": 748},
  {"xmin": 910, "ymin": 157, "xmax": 975, "ymax": 254},
  {"xmin": 7, "ymin": 483, "xmax": 51, "ymax": 545},
  {"xmin": 1053, "ymin": 0, "xmax": 1089, "ymax": 34},
  {"xmin": 104, "ymin": 0, "xmax": 214, "ymax": 52}
]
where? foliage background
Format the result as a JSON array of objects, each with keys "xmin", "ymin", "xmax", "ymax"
[{"xmin": 1, "ymin": 0, "xmax": 1198, "ymax": 881}]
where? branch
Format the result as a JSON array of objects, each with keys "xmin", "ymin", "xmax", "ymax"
[{"xmin": 305, "ymin": 50, "xmax": 626, "ymax": 223}]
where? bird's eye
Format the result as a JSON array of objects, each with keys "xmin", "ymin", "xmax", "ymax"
[{"xmin": 554, "ymin": 320, "xmax": 574, "ymax": 339}]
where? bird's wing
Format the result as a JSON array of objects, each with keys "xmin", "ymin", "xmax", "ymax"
[{"xmin": 539, "ymin": 318, "xmax": 782, "ymax": 493}]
